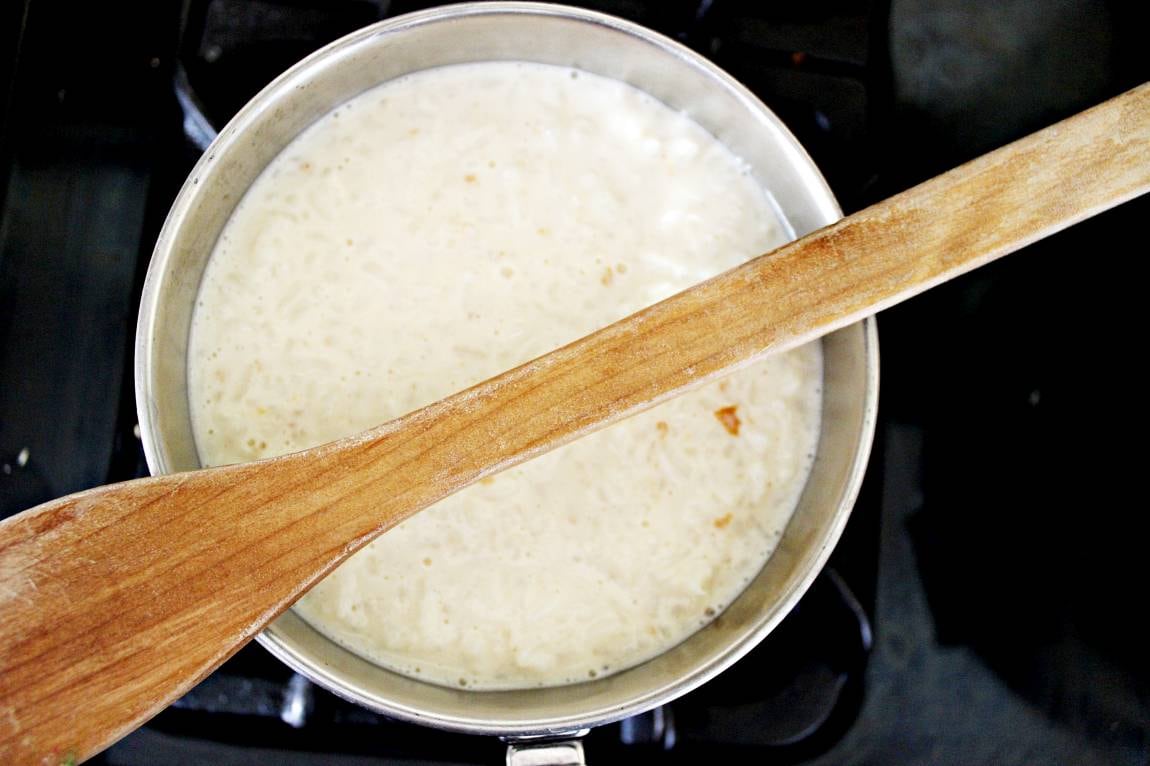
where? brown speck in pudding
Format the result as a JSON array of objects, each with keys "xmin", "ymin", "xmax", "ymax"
[{"xmin": 714, "ymin": 405, "xmax": 740, "ymax": 435}]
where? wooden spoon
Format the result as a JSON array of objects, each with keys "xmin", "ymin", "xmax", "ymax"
[{"xmin": 3, "ymin": 83, "xmax": 1149, "ymax": 764}]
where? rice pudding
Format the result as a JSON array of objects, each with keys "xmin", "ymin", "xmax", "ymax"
[{"xmin": 188, "ymin": 62, "xmax": 822, "ymax": 690}]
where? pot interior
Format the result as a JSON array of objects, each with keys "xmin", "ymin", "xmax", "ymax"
[{"xmin": 136, "ymin": 3, "xmax": 877, "ymax": 737}]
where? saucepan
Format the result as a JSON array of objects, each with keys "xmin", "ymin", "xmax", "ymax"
[{"xmin": 136, "ymin": 3, "xmax": 878, "ymax": 761}]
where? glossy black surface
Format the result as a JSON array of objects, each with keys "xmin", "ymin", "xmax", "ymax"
[{"xmin": 2, "ymin": 1, "xmax": 1147, "ymax": 763}]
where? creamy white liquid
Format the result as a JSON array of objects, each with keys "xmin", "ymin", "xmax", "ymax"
[{"xmin": 188, "ymin": 62, "xmax": 822, "ymax": 690}]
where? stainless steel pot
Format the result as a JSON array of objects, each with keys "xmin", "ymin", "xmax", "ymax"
[{"xmin": 135, "ymin": 2, "xmax": 878, "ymax": 761}]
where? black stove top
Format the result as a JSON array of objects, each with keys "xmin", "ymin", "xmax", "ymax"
[{"xmin": 2, "ymin": 1, "xmax": 1148, "ymax": 764}]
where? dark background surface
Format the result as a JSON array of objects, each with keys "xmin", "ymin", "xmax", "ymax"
[{"xmin": 2, "ymin": 1, "xmax": 1148, "ymax": 764}]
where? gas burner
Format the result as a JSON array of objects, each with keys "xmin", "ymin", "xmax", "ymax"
[{"xmin": 4, "ymin": 2, "xmax": 894, "ymax": 763}]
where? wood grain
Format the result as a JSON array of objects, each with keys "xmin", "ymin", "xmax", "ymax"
[{"xmin": 2, "ymin": 82, "xmax": 1149, "ymax": 764}]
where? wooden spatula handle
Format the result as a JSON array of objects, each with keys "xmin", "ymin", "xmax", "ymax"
[{"xmin": 3, "ymin": 83, "xmax": 1149, "ymax": 764}]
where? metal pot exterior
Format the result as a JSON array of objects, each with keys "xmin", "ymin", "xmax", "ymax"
[{"xmin": 135, "ymin": 1, "xmax": 878, "ymax": 739}]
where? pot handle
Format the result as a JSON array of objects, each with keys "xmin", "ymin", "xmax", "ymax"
[{"xmin": 505, "ymin": 733, "xmax": 588, "ymax": 766}]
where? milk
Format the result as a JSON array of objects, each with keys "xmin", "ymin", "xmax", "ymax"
[{"xmin": 188, "ymin": 62, "xmax": 822, "ymax": 689}]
